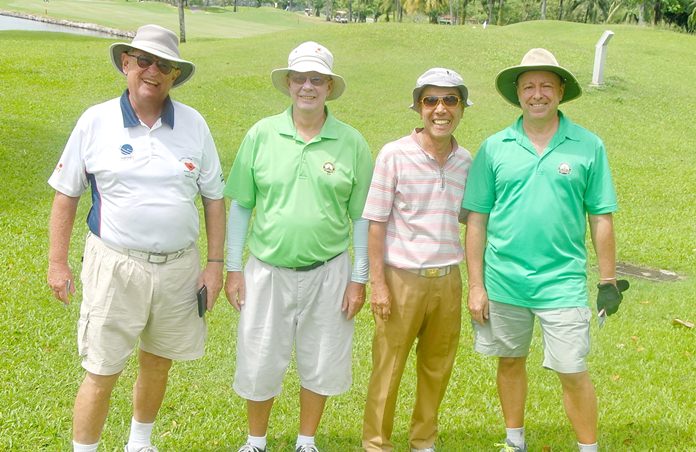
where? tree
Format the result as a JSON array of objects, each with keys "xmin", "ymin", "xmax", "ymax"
[{"xmin": 179, "ymin": 0, "xmax": 186, "ymax": 42}]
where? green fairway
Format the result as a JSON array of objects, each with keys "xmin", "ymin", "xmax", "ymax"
[{"xmin": 1, "ymin": 3, "xmax": 695, "ymax": 450}]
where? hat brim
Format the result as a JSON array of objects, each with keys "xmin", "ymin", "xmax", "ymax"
[
  {"xmin": 109, "ymin": 42, "xmax": 195, "ymax": 88},
  {"xmin": 495, "ymin": 65, "xmax": 581, "ymax": 107},
  {"xmin": 409, "ymin": 84, "xmax": 474, "ymax": 112},
  {"xmin": 271, "ymin": 62, "xmax": 346, "ymax": 101}
]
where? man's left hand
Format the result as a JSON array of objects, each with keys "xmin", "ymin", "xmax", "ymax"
[
  {"xmin": 341, "ymin": 281, "xmax": 366, "ymax": 320},
  {"xmin": 198, "ymin": 262, "xmax": 224, "ymax": 312}
]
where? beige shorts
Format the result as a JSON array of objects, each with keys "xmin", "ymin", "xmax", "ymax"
[
  {"xmin": 78, "ymin": 234, "xmax": 206, "ymax": 375},
  {"xmin": 233, "ymin": 252, "xmax": 353, "ymax": 401}
]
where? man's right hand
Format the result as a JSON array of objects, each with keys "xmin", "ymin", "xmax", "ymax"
[
  {"xmin": 369, "ymin": 281, "xmax": 391, "ymax": 321},
  {"xmin": 468, "ymin": 284, "xmax": 490, "ymax": 325},
  {"xmin": 596, "ymin": 279, "xmax": 630, "ymax": 316},
  {"xmin": 47, "ymin": 261, "xmax": 75, "ymax": 305},
  {"xmin": 225, "ymin": 271, "xmax": 246, "ymax": 311}
]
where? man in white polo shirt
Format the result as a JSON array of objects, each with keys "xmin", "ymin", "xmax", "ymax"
[
  {"xmin": 47, "ymin": 25, "xmax": 225, "ymax": 452},
  {"xmin": 362, "ymin": 68, "xmax": 473, "ymax": 452}
]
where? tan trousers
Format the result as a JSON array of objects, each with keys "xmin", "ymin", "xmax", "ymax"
[{"xmin": 362, "ymin": 266, "xmax": 462, "ymax": 451}]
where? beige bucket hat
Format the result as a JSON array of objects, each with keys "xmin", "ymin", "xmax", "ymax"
[
  {"xmin": 495, "ymin": 48, "xmax": 581, "ymax": 106},
  {"xmin": 271, "ymin": 41, "xmax": 346, "ymax": 100},
  {"xmin": 109, "ymin": 24, "xmax": 195, "ymax": 88}
]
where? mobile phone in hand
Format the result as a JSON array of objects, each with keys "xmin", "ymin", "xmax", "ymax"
[{"xmin": 197, "ymin": 285, "xmax": 207, "ymax": 317}]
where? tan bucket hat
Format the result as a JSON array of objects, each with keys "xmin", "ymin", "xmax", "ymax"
[
  {"xmin": 109, "ymin": 24, "xmax": 195, "ymax": 88},
  {"xmin": 271, "ymin": 41, "xmax": 346, "ymax": 100},
  {"xmin": 495, "ymin": 48, "xmax": 581, "ymax": 106}
]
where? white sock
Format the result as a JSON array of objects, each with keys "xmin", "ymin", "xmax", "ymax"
[
  {"xmin": 578, "ymin": 442, "xmax": 598, "ymax": 452},
  {"xmin": 126, "ymin": 417, "xmax": 154, "ymax": 450},
  {"xmin": 73, "ymin": 441, "xmax": 99, "ymax": 452},
  {"xmin": 506, "ymin": 427, "xmax": 525, "ymax": 448},
  {"xmin": 296, "ymin": 434, "xmax": 315, "ymax": 447},
  {"xmin": 247, "ymin": 434, "xmax": 267, "ymax": 449}
]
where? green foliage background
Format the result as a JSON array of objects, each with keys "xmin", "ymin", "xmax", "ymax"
[{"xmin": 0, "ymin": 3, "xmax": 695, "ymax": 450}]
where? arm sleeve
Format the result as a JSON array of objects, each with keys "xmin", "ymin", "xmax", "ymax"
[
  {"xmin": 351, "ymin": 217, "xmax": 369, "ymax": 283},
  {"xmin": 225, "ymin": 200, "xmax": 252, "ymax": 271}
]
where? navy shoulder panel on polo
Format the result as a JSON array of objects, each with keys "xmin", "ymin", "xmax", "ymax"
[{"xmin": 119, "ymin": 90, "xmax": 175, "ymax": 128}]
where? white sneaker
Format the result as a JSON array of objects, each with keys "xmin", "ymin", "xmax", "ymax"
[{"xmin": 124, "ymin": 446, "xmax": 159, "ymax": 452}]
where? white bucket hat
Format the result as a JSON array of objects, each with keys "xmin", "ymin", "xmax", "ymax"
[
  {"xmin": 410, "ymin": 67, "xmax": 473, "ymax": 112},
  {"xmin": 495, "ymin": 48, "xmax": 581, "ymax": 106},
  {"xmin": 109, "ymin": 24, "xmax": 195, "ymax": 88},
  {"xmin": 271, "ymin": 41, "xmax": 346, "ymax": 100}
]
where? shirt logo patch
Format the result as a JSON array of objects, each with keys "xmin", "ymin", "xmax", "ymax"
[
  {"xmin": 120, "ymin": 144, "xmax": 134, "ymax": 156},
  {"xmin": 322, "ymin": 162, "xmax": 335, "ymax": 174},
  {"xmin": 180, "ymin": 158, "xmax": 197, "ymax": 178},
  {"xmin": 54, "ymin": 162, "xmax": 64, "ymax": 173},
  {"xmin": 558, "ymin": 162, "xmax": 572, "ymax": 175}
]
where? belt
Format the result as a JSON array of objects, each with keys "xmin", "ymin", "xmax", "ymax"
[
  {"xmin": 286, "ymin": 253, "xmax": 343, "ymax": 272},
  {"xmin": 403, "ymin": 265, "xmax": 452, "ymax": 278},
  {"xmin": 99, "ymin": 239, "xmax": 189, "ymax": 264}
]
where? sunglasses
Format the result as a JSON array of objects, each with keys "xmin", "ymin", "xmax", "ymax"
[
  {"xmin": 289, "ymin": 74, "xmax": 331, "ymax": 86},
  {"xmin": 419, "ymin": 95, "xmax": 462, "ymax": 108},
  {"xmin": 127, "ymin": 53, "xmax": 179, "ymax": 75}
]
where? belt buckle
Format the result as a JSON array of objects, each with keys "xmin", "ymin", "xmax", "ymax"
[
  {"xmin": 148, "ymin": 253, "xmax": 168, "ymax": 264},
  {"xmin": 424, "ymin": 268, "xmax": 440, "ymax": 278}
]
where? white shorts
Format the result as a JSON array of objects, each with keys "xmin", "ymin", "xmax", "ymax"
[
  {"xmin": 78, "ymin": 234, "xmax": 206, "ymax": 375},
  {"xmin": 233, "ymin": 252, "xmax": 353, "ymax": 400}
]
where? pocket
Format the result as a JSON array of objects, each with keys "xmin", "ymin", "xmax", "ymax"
[{"xmin": 77, "ymin": 313, "xmax": 90, "ymax": 358}]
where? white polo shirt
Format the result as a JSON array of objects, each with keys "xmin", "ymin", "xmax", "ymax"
[{"xmin": 49, "ymin": 91, "xmax": 225, "ymax": 253}]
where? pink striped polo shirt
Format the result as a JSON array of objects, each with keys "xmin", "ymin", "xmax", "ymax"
[{"xmin": 363, "ymin": 129, "xmax": 472, "ymax": 269}]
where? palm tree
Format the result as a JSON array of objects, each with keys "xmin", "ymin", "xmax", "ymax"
[{"xmin": 178, "ymin": 0, "xmax": 186, "ymax": 43}]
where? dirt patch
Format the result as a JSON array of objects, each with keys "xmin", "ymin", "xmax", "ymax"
[{"xmin": 616, "ymin": 262, "xmax": 684, "ymax": 282}]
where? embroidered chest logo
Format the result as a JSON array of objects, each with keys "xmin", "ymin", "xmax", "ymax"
[
  {"xmin": 120, "ymin": 144, "xmax": 133, "ymax": 155},
  {"xmin": 180, "ymin": 158, "xmax": 197, "ymax": 178},
  {"xmin": 558, "ymin": 162, "xmax": 572, "ymax": 175},
  {"xmin": 322, "ymin": 162, "xmax": 336, "ymax": 175}
]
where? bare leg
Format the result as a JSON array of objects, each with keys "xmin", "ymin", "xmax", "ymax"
[
  {"xmin": 299, "ymin": 387, "xmax": 327, "ymax": 436},
  {"xmin": 558, "ymin": 371, "xmax": 597, "ymax": 444},
  {"xmin": 73, "ymin": 371, "xmax": 121, "ymax": 443},
  {"xmin": 248, "ymin": 398, "xmax": 275, "ymax": 436},
  {"xmin": 132, "ymin": 350, "xmax": 172, "ymax": 423},
  {"xmin": 497, "ymin": 357, "xmax": 527, "ymax": 428}
]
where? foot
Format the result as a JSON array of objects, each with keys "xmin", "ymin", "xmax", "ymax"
[
  {"xmin": 496, "ymin": 439, "xmax": 527, "ymax": 452},
  {"xmin": 237, "ymin": 444, "xmax": 266, "ymax": 452},
  {"xmin": 295, "ymin": 445, "xmax": 319, "ymax": 452}
]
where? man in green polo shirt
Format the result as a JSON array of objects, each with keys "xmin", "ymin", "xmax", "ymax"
[
  {"xmin": 462, "ymin": 48, "xmax": 628, "ymax": 452},
  {"xmin": 223, "ymin": 41, "xmax": 373, "ymax": 452}
]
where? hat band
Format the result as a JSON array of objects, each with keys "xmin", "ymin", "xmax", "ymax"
[{"xmin": 289, "ymin": 55, "xmax": 332, "ymax": 72}]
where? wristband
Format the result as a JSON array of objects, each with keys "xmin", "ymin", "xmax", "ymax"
[
  {"xmin": 599, "ymin": 277, "xmax": 617, "ymax": 282},
  {"xmin": 207, "ymin": 258, "xmax": 224, "ymax": 263}
]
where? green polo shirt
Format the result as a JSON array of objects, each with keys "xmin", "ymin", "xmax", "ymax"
[
  {"xmin": 224, "ymin": 107, "xmax": 373, "ymax": 268},
  {"xmin": 462, "ymin": 112, "xmax": 618, "ymax": 308}
]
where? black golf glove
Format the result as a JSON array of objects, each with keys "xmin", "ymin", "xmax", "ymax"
[{"xmin": 596, "ymin": 279, "xmax": 630, "ymax": 316}]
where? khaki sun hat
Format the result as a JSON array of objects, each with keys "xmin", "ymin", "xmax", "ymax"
[
  {"xmin": 410, "ymin": 67, "xmax": 473, "ymax": 112},
  {"xmin": 109, "ymin": 24, "xmax": 195, "ymax": 88},
  {"xmin": 271, "ymin": 41, "xmax": 346, "ymax": 101},
  {"xmin": 495, "ymin": 48, "xmax": 581, "ymax": 106}
]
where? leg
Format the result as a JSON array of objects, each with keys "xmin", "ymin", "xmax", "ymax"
[
  {"xmin": 299, "ymin": 388, "xmax": 327, "ymax": 436},
  {"xmin": 558, "ymin": 371, "xmax": 597, "ymax": 444},
  {"xmin": 132, "ymin": 349, "xmax": 172, "ymax": 423},
  {"xmin": 248, "ymin": 398, "xmax": 275, "ymax": 436},
  {"xmin": 497, "ymin": 357, "xmax": 527, "ymax": 428},
  {"xmin": 73, "ymin": 371, "xmax": 121, "ymax": 444}
]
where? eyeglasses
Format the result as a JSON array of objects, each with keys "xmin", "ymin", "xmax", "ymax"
[
  {"xmin": 127, "ymin": 53, "xmax": 179, "ymax": 75},
  {"xmin": 289, "ymin": 74, "xmax": 331, "ymax": 86},
  {"xmin": 419, "ymin": 95, "xmax": 462, "ymax": 108}
]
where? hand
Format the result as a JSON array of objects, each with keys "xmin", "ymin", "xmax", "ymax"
[
  {"xmin": 341, "ymin": 281, "xmax": 366, "ymax": 320},
  {"xmin": 468, "ymin": 285, "xmax": 490, "ymax": 325},
  {"xmin": 369, "ymin": 281, "xmax": 391, "ymax": 321},
  {"xmin": 47, "ymin": 261, "xmax": 75, "ymax": 305},
  {"xmin": 596, "ymin": 279, "xmax": 629, "ymax": 316},
  {"xmin": 225, "ymin": 271, "xmax": 246, "ymax": 311},
  {"xmin": 198, "ymin": 262, "xmax": 223, "ymax": 313}
]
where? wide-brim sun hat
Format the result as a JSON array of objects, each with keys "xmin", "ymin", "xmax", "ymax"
[
  {"xmin": 109, "ymin": 24, "xmax": 195, "ymax": 88},
  {"xmin": 410, "ymin": 67, "xmax": 474, "ymax": 112},
  {"xmin": 271, "ymin": 41, "xmax": 346, "ymax": 101},
  {"xmin": 495, "ymin": 48, "xmax": 581, "ymax": 106}
]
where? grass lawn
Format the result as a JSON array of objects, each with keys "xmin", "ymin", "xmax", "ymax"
[{"xmin": 0, "ymin": 3, "xmax": 695, "ymax": 450}]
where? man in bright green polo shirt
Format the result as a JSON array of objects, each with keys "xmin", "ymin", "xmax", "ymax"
[
  {"xmin": 223, "ymin": 41, "xmax": 373, "ymax": 452},
  {"xmin": 462, "ymin": 48, "xmax": 628, "ymax": 452}
]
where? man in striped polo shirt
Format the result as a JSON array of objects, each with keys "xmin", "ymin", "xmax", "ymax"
[{"xmin": 361, "ymin": 68, "xmax": 473, "ymax": 452}]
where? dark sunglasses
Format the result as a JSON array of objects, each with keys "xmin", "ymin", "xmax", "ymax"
[
  {"xmin": 127, "ymin": 53, "xmax": 178, "ymax": 75},
  {"xmin": 419, "ymin": 95, "xmax": 462, "ymax": 108},
  {"xmin": 289, "ymin": 74, "xmax": 331, "ymax": 86}
]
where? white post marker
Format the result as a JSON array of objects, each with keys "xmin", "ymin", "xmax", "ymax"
[{"xmin": 591, "ymin": 30, "xmax": 615, "ymax": 86}]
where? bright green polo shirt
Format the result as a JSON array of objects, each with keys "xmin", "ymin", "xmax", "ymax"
[
  {"xmin": 224, "ymin": 107, "xmax": 373, "ymax": 268},
  {"xmin": 462, "ymin": 112, "xmax": 618, "ymax": 308}
]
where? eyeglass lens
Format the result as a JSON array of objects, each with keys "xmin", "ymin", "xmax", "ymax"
[
  {"xmin": 421, "ymin": 95, "xmax": 461, "ymax": 108},
  {"xmin": 129, "ymin": 54, "xmax": 176, "ymax": 75},
  {"xmin": 290, "ymin": 74, "xmax": 329, "ymax": 86}
]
